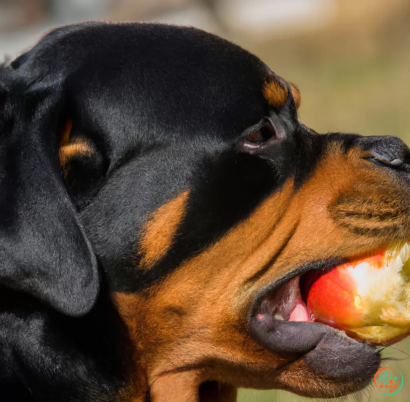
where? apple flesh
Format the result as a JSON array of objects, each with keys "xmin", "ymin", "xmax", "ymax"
[{"xmin": 307, "ymin": 243, "xmax": 410, "ymax": 344}]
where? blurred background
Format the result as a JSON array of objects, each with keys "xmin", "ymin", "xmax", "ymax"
[{"xmin": 1, "ymin": 0, "xmax": 409, "ymax": 400}]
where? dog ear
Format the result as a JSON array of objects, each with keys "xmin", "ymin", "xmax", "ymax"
[{"xmin": 0, "ymin": 64, "xmax": 99, "ymax": 316}]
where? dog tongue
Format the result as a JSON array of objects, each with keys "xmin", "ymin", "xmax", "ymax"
[{"xmin": 289, "ymin": 298, "xmax": 312, "ymax": 322}]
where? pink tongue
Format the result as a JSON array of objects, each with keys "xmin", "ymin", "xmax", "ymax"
[{"xmin": 289, "ymin": 298, "xmax": 312, "ymax": 322}]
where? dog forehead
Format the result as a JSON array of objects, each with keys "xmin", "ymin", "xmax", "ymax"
[{"xmin": 13, "ymin": 22, "xmax": 270, "ymax": 135}]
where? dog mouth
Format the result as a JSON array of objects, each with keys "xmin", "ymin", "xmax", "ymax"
[
  {"xmin": 257, "ymin": 274, "xmax": 312, "ymax": 323},
  {"xmin": 248, "ymin": 242, "xmax": 410, "ymax": 387}
]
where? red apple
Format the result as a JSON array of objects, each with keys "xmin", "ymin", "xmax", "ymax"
[
  {"xmin": 307, "ymin": 267, "xmax": 363, "ymax": 329},
  {"xmin": 306, "ymin": 243, "xmax": 410, "ymax": 344}
]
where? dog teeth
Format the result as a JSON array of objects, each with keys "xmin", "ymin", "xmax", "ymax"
[
  {"xmin": 259, "ymin": 276, "xmax": 303, "ymax": 321},
  {"xmin": 273, "ymin": 312, "xmax": 285, "ymax": 320}
]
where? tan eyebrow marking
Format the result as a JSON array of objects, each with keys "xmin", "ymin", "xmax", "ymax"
[
  {"xmin": 263, "ymin": 78, "xmax": 288, "ymax": 108},
  {"xmin": 263, "ymin": 77, "xmax": 301, "ymax": 110},
  {"xmin": 138, "ymin": 191, "xmax": 190, "ymax": 269},
  {"xmin": 289, "ymin": 83, "xmax": 301, "ymax": 110}
]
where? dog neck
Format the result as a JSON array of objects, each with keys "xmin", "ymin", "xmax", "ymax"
[{"xmin": 112, "ymin": 292, "xmax": 237, "ymax": 402}]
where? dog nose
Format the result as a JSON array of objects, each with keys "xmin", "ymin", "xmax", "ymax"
[{"xmin": 358, "ymin": 136, "xmax": 410, "ymax": 168}]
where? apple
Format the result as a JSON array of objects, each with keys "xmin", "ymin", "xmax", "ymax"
[{"xmin": 307, "ymin": 243, "xmax": 410, "ymax": 344}]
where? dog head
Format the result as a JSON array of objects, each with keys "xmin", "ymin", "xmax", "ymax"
[{"xmin": 2, "ymin": 22, "xmax": 410, "ymax": 400}]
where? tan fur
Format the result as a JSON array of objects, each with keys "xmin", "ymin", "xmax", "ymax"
[
  {"xmin": 263, "ymin": 79, "xmax": 288, "ymax": 108},
  {"xmin": 138, "ymin": 191, "xmax": 189, "ymax": 269},
  {"xmin": 289, "ymin": 83, "xmax": 301, "ymax": 109},
  {"xmin": 58, "ymin": 119, "xmax": 95, "ymax": 176},
  {"xmin": 263, "ymin": 77, "xmax": 301, "ymax": 110},
  {"xmin": 60, "ymin": 142, "xmax": 94, "ymax": 163},
  {"xmin": 150, "ymin": 371, "xmax": 201, "ymax": 402},
  {"xmin": 59, "ymin": 119, "xmax": 72, "ymax": 147}
]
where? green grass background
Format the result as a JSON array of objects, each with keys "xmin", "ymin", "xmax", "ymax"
[{"xmin": 234, "ymin": 2, "xmax": 410, "ymax": 401}]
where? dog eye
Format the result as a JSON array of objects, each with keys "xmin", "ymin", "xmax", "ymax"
[{"xmin": 243, "ymin": 120, "xmax": 278, "ymax": 149}]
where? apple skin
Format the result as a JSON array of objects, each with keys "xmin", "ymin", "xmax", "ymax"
[
  {"xmin": 307, "ymin": 267, "xmax": 363, "ymax": 329},
  {"xmin": 306, "ymin": 247, "xmax": 410, "ymax": 345}
]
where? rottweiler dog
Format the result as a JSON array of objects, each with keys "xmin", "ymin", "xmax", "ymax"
[{"xmin": 0, "ymin": 22, "xmax": 409, "ymax": 402}]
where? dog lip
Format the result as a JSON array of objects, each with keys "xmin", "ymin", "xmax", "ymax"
[
  {"xmin": 249, "ymin": 271, "xmax": 359, "ymax": 356},
  {"xmin": 249, "ymin": 310, "xmax": 360, "ymax": 354},
  {"xmin": 247, "ymin": 257, "xmax": 356, "ymax": 354},
  {"xmin": 249, "ymin": 312, "xmax": 380, "ymax": 384},
  {"xmin": 248, "ymin": 257, "xmax": 347, "ymax": 321}
]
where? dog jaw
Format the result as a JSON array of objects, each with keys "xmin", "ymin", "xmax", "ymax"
[{"xmin": 111, "ymin": 141, "xmax": 410, "ymax": 399}]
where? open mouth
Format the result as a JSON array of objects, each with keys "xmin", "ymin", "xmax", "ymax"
[
  {"xmin": 249, "ymin": 242, "xmax": 410, "ymax": 384},
  {"xmin": 257, "ymin": 274, "xmax": 313, "ymax": 323}
]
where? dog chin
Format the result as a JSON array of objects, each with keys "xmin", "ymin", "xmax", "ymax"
[{"xmin": 249, "ymin": 312, "xmax": 380, "ymax": 395}]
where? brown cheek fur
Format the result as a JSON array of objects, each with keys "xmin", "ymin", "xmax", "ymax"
[
  {"xmin": 112, "ymin": 143, "xmax": 410, "ymax": 399},
  {"xmin": 138, "ymin": 191, "xmax": 189, "ymax": 269}
]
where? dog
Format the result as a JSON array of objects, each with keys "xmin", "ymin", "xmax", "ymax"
[{"xmin": 0, "ymin": 21, "xmax": 409, "ymax": 402}]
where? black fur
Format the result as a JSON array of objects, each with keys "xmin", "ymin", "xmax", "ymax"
[
  {"xmin": 0, "ymin": 22, "xmax": 409, "ymax": 401},
  {"xmin": 0, "ymin": 63, "xmax": 98, "ymax": 316}
]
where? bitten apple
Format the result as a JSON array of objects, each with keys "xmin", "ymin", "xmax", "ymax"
[{"xmin": 307, "ymin": 243, "xmax": 410, "ymax": 344}]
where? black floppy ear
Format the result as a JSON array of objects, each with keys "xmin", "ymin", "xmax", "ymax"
[{"xmin": 0, "ymin": 64, "xmax": 99, "ymax": 316}]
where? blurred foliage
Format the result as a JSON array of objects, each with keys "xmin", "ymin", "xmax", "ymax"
[{"xmin": 240, "ymin": 1, "xmax": 410, "ymax": 142}]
